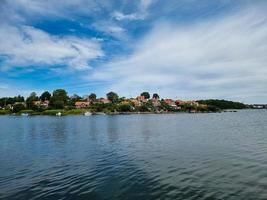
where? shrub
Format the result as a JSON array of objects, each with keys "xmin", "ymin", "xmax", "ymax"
[
  {"xmin": 117, "ymin": 104, "xmax": 132, "ymax": 112},
  {"xmin": 0, "ymin": 110, "xmax": 11, "ymax": 115},
  {"xmin": 13, "ymin": 103, "xmax": 26, "ymax": 113},
  {"xmin": 42, "ymin": 109, "xmax": 64, "ymax": 115}
]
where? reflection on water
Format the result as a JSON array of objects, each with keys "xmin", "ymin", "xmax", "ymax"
[{"xmin": 0, "ymin": 110, "xmax": 267, "ymax": 200}]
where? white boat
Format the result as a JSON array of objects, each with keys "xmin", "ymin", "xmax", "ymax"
[
  {"xmin": 84, "ymin": 112, "xmax": 92, "ymax": 116},
  {"xmin": 21, "ymin": 113, "xmax": 29, "ymax": 116},
  {"xmin": 56, "ymin": 112, "xmax": 62, "ymax": 116}
]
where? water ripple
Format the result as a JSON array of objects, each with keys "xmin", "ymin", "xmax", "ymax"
[{"xmin": 0, "ymin": 110, "xmax": 267, "ymax": 199}]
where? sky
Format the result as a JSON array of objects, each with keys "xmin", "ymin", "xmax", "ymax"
[{"xmin": 0, "ymin": 0, "xmax": 266, "ymax": 103}]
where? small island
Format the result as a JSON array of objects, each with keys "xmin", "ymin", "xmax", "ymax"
[{"xmin": 0, "ymin": 89, "xmax": 253, "ymax": 116}]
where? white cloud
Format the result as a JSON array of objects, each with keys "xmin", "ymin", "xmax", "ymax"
[
  {"xmin": 92, "ymin": 21, "xmax": 126, "ymax": 39},
  {"xmin": 0, "ymin": 83, "xmax": 43, "ymax": 97},
  {"xmin": 88, "ymin": 5, "xmax": 267, "ymax": 103},
  {"xmin": 112, "ymin": 0, "xmax": 153, "ymax": 21},
  {"xmin": 1, "ymin": 0, "xmax": 103, "ymax": 20},
  {"xmin": 0, "ymin": 24, "xmax": 103, "ymax": 71},
  {"xmin": 112, "ymin": 11, "xmax": 142, "ymax": 21}
]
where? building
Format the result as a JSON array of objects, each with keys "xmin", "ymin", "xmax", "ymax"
[
  {"xmin": 130, "ymin": 99, "xmax": 142, "ymax": 107},
  {"xmin": 99, "ymin": 98, "xmax": 111, "ymax": 104},
  {"xmin": 164, "ymin": 99, "xmax": 176, "ymax": 107},
  {"xmin": 151, "ymin": 98, "xmax": 161, "ymax": 107},
  {"xmin": 14, "ymin": 102, "xmax": 27, "ymax": 107},
  {"xmin": 121, "ymin": 100, "xmax": 131, "ymax": 105},
  {"xmin": 32, "ymin": 101, "xmax": 41, "ymax": 106},
  {"xmin": 75, "ymin": 101, "xmax": 90, "ymax": 109},
  {"xmin": 175, "ymin": 100, "xmax": 185, "ymax": 106},
  {"xmin": 42, "ymin": 100, "xmax": 50, "ymax": 108},
  {"xmin": 32, "ymin": 100, "xmax": 49, "ymax": 108},
  {"xmin": 175, "ymin": 100, "xmax": 199, "ymax": 106},
  {"xmin": 136, "ymin": 96, "xmax": 146, "ymax": 102}
]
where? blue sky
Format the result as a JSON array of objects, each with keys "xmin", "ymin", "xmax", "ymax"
[{"xmin": 0, "ymin": 0, "xmax": 266, "ymax": 103}]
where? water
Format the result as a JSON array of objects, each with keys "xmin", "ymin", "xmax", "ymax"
[{"xmin": 0, "ymin": 110, "xmax": 267, "ymax": 200}]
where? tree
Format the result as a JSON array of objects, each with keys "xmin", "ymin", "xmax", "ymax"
[
  {"xmin": 141, "ymin": 92, "xmax": 150, "ymax": 99},
  {"xmin": 106, "ymin": 91, "xmax": 119, "ymax": 103},
  {"xmin": 26, "ymin": 92, "xmax": 38, "ymax": 108},
  {"xmin": 71, "ymin": 94, "xmax": 82, "ymax": 101},
  {"xmin": 152, "ymin": 93, "xmax": 159, "ymax": 99},
  {"xmin": 89, "ymin": 93, "xmax": 97, "ymax": 101},
  {"xmin": 197, "ymin": 99, "xmax": 246, "ymax": 110},
  {"xmin": 117, "ymin": 104, "xmax": 132, "ymax": 112},
  {"xmin": 14, "ymin": 95, "xmax": 25, "ymax": 102},
  {"xmin": 40, "ymin": 91, "xmax": 51, "ymax": 101},
  {"xmin": 13, "ymin": 103, "xmax": 26, "ymax": 113},
  {"xmin": 50, "ymin": 89, "xmax": 68, "ymax": 109}
]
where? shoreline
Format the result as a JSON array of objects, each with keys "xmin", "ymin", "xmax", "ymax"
[{"xmin": 0, "ymin": 109, "xmax": 246, "ymax": 116}]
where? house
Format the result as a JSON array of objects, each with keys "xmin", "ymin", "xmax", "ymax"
[
  {"xmin": 32, "ymin": 100, "xmax": 49, "ymax": 108},
  {"xmin": 151, "ymin": 98, "xmax": 161, "ymax": 107},
  {"xmin": 121, "ymin": 100, "xmax": 131, "ymax": 105},
  {"xmin": 130, "ymin": 99, "xmax": 142, "ymax": 107},
  {"xmin": 175, "ymin": 100, "xmax": 199, "ymax": 106},
  {"xmin": 75, "ymin": 101, "xmax": 90, "ymax": 109},
  {"xmin": 175, "ymin": 100, "xmax": 185, "ymax": 105},
  {"xmin": 14, "ymin": 102, "xmax": 27, "ymax": 107},
  {"xmin": 164, "ymin": 99, "xmax": 176, "ymax": 107},
  {"xmin": 33, "ymin": 101, "xmax": 41, "ymax": 106},
  {"xmin": 42, "ymin": 100, "xmax": 50, "ymax": 108},
  {"xmin": 99, "ymin": 98, "xmax": 111, "ymax": 104},
  {"xmin": 136, "ymin": 96, "xmax": 146, "ymax": 102}
]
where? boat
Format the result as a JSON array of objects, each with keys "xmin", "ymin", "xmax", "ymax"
[
  {"xmin": 21, "ymin": 113, "xmax": 29, "ymax": 116},
  {"xmin": 56, "ymin": 112, "xmax": 62, "ymax": 116},
  {"xmin": 84, "ymin": 112, "xmax": 92, "ymax": 116}
]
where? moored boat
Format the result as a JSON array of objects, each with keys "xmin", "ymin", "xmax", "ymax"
[
  {"xmin": 84, "ymin": 112, "xmax": 92, "ymax": 116},
  {"xmin": 56, "ymin": 112, "xmax": 62, "ymax": 116}
]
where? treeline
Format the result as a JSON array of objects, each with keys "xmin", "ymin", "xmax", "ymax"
[
  {"xmin": 0, "ymin": 89, "xmax": 248, "ymax": 115},
  {"xmin": 197, "ymin": 99, "xmax": 246, "ymax": 110},
  {"xmin": 0, "ymin": 95, "xmax": 24, "ymax": 106}
]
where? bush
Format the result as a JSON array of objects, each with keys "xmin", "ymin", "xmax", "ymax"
[
  {"xmin": 137, "ymin": 104, "xmax": 150, "ymax": 112},
  {"xmin": 0, "ymin": 110, "xmax": 11, "ymax": 115},
  {"xmin": 18, "ymin": 110, "xmax": 34, "ymax": 114},
  {"xmin": 42, "ymin": 109, "xmax": 64, "ymax": 115},
  {"xmin": 197, "ymin": 99, "xmax": 246, "ymax": 109},
  {"xmin": 117, "ymin": 104, "xmax": 132, "ymax": 112},
  {"xmin": 13, "ymin": 103, "xmax": 26, "ymax": 113},
  {"xmin": 65, "ymin": 109, "xmax": 86, "ymax": 115}
]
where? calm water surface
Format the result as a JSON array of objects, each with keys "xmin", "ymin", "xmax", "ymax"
[{"xmin": 0, "ymin": 110, "xmax": 267, "ymax": 200}]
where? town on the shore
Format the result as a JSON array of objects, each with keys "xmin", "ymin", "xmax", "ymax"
[{"xmin": 0, "ymin": 89, "xmax": 263, "ymax": 116}]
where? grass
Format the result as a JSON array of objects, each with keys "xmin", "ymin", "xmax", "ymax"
[
  {"xmin": 0, "ymin": 110, "xmax": 11, "ymax": 115},
  {"xmin": 42, "ymin": 109, "xmax": 64, "ymax": 115},
  {"xmin": 64, "ymin": 109, "xmax": 89, "ymax": 115},
  {"xmin": 18, "ymin": 110, "xmax": 34, "ymax": 114}
]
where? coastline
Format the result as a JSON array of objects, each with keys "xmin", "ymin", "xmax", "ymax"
[{"xmin": 0, "ymin": 109, "xmax": 244, "ymax": 116}]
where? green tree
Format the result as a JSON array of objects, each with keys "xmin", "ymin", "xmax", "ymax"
[
  {"xmin": 14, "ymin": 95, "xmax": 25, "ymax": 102},
  {"xmin": 50, "ymin": 89, "xmax": 68, "ymax": 109},
  {"xmin": 152, "ymin": 93, "xmax": 159, "ymax": 99},
  {"xmin": 117, "ymin": 104, "xmax": 132, "ymax": 112},
  {"xmin": 138, "ymin": 104, "xmax": 150, "ymax": 112},
  {"xmin": 40, "ymin": 91, "xmax": 51, "ymax": 101},
  {"xmin": 71, "ymin": 94, "xmax": 82, "ymax": 101},
  {"xmin": 89, "ymin": 93, "xmax": 97, "ymax": 101},
  {"xmin": 141, "ymin": 92, "xmax": 150, "ymax": 99},
  {"xmin": 197, "ymin": 99, "xmax": 246, "ymax": 110},
  {"xmin": 106, "ymin": 91, "xmax": 119, "ymax": 103},
  {"xmin": 12, "ymin": 103, "xmax": 26, "ymax": 113},
  {"xmin": 26, "ymin": 92, "xmax": 38, "ymax": 108}
]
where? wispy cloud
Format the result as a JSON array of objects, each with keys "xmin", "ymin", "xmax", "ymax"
[
  {"xmin": 92, "ymin": 21, "xmax": 126, "ymax": 39},
  {"xmin": 88, "ymin": 5, "xmax": 267, "ymax": 103},
  {"xmin": 0, "ymin": 24, "xmax": 103, "ymax": 71},
  {"xmin": 112, "ymin": 0, "xmax": 153, "ymax": 21}
]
